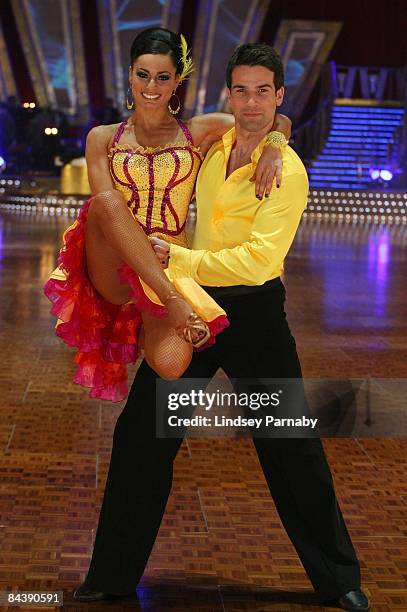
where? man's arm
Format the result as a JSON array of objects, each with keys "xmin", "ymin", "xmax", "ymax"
[{"xmin": 168, "ymin": 172, "xmax": 308, "ymax": 287}]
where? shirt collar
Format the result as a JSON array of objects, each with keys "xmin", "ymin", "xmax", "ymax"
[
  {"xmin": 221, "ymin": 126, "xmax": 267, "ymax": 167},
  {"xmin": 222, "ymin": 126, "xmax": 235, "ymax": 150}
]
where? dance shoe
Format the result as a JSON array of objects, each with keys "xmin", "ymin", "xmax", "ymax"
[
  {"xmin": 73, "ymin": 583, "xmax": 134, "ymax": 602},
  {"xmin": 325, "ymin": 589, "xmax": 370, "ymax": 611}
]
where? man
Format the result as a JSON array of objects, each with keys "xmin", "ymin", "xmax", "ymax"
[{"xmin": 74, "ymin": 44, "xmax": 369, "ymax": 611}]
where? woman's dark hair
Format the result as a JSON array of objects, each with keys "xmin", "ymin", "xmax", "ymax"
[
  {"xmin": 130, "ymin": 27, "xmax": 183, "ymax": 73},
  {"xmin": 226, "ymin": 43, "xmax": 284, "ymax": 90}
]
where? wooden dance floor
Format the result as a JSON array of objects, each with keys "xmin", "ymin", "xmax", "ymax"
[{"xmin": 0, "ymin": 209, "xmax": 406, "ymax": 611}]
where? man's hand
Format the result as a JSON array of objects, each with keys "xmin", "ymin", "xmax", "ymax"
[
  {"xmin": 150, "ymin": 236, "xmax": 170, "ymax": 268},
  {"xmin": 250, "ymin": 144, "xmax": 282, "ymax": 199}
]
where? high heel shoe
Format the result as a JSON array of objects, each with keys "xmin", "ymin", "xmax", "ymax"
[
  {"xmin": 179, "ymin": 312, "xmax": 211, "ymax": 348},
  {"xmin": 165, "ymin": 290, "xmax": 211, "ymax": 348}
]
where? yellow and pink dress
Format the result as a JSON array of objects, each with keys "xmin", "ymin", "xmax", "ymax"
[{"xmin": 44, "ymin": 119, "xmax": 228, "ymax": 402}]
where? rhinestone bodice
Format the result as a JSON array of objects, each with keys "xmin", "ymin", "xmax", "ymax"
[{"xmin": 108, "ymin": 120, "xmax": 203, "ymax": 247}]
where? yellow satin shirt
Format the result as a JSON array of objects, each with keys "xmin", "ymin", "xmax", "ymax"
[{"xmin": 168, "ymin": 127, "xmax": 309, "ymax": 286}]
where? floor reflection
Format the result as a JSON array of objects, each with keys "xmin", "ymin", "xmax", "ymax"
[{"xmin": 0, "ymin": 209, "xmax": 406, "ymax": 610}]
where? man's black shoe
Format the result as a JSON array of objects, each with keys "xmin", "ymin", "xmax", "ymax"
[
  {"xmin": 73, "ymin": 585, "xmax": 108, "ymax": 602},
  {"xmin": 73, "ymin": 584, "xmax": 134, "ymax": 603},
  {"xmin": 326, "ymin": 589, "xmax": 370, "ymax": 611}
]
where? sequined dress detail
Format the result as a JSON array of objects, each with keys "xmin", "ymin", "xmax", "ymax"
[{"xmin": 108, "ymin": 119, "xmax": 201, "ymax": 245}]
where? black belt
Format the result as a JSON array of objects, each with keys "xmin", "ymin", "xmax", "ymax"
[{"xmin": 202, "ymin": 276, "xmax": 282, "ymax": 298}]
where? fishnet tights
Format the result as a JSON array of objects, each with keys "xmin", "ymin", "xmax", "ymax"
[{"xmin": 139, "ymin": 313, "xmax": 193, "ymax": 379}]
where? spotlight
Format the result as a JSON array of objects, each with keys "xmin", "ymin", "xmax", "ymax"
[
  {"xmin": 45, "ymin": 127, "xmax": 51, "ymax": 135},
  {"xmin": 369, "ymin": 168, "xmax": 380, "ymax": 180},
  {"xmin": 23, "ymin": 102, "xmax": 29, "ymax": 108},
  {"xmin": 29, "ymin": 102, "xmax": 36, "ymax": 108},
  {"xmin": 0, "ymin": 156, "xmax": 6, "ymax": 172},
  {"xmin": 380, "ymin": 169, "xmax": 393, "ymax": 182},
  {"xmin": 51, "ymin": 127, "xmax": 58, "ymax": 135}
]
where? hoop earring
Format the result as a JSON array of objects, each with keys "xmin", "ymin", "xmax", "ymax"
[
  {"xmin": 126, "ymin": 87, "xmax": 134, "ymax": 110},
  {"xmin": 168, "ymin": 91, "xmax": 180, "ymax": 115}
]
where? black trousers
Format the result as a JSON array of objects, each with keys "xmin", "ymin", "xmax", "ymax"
[{"xmin": 83, "ymin": 280, "xmax": 361, "ymax": 598}]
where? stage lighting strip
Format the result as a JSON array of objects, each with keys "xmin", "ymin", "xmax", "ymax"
[
  {"xmin": 1, "ymin": 185, "xmax": 406, "ymax": 225},
  {"xmin": 304, "ymin": 190, "xmax": 407, "ymax": 224},
  {"xmin": 0, "ymin": 179, "xmax": 22, "ymax": 187},
  {"xmin": 0, "ymin": 190, "xmax": 85, "ymax": 217}
]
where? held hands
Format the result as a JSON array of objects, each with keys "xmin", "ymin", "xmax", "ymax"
[
  {"xmin": 150, "ymin": 236, "xmax": 170, "ymax": 268},
  {"xmin": 250, "ymin": 144, "xmax": 282, "ymax": 199}
]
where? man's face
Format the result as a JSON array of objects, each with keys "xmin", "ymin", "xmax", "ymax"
[{"xmin": 227, "ymin": 65, "xmax": 284, "ymax": 132}]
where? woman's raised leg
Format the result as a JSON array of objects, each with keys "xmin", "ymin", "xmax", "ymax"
[{"xmin": 85, "ymin": 190, "xmax": 200, "ymax": 377}]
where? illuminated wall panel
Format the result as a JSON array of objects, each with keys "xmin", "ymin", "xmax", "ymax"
[
  {"xmin": 273, "ymin": 20, "xmax": 342, "ymax": 122},
  {"xmin": 26, "ymin": 0, "xmax": 70, "ymax": 108},
  {"xmin": 11, "ymin": 0, "xmax": 50, "ymax": 107},
  {"xmin": 11, "ymin": 0, "xmax": 88, "ymax": 115},
  {"xmin": 98, "ymin": 0, "xmax": 183, "ymax": 110},
  {"xmin": 0, "ymin": 20, "xmax": 17, "ymax": 99},
  {"xmin": 184, "ymin": 0, "xmax": 270, "ymax": 117}
]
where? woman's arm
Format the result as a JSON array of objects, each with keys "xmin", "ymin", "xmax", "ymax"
[
  {"xmin": 272, "ymin": 113, "xmax": 291, "ymax": 140},
  {"xmin": 188, "ymin": 113, "xmax": 234, "ymax": 153},
  {"xmin": 252, "ymin": 113, "xmax": 292, "ymax": 196},
  {"xmin": 189, "ymin": 112, "xmax": 291, "ymax": 151},
  {"xmin": 85, "ymin": 125, "xmax": 117, "ymax": 194}
]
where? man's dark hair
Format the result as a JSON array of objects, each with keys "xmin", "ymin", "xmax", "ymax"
[{"xmin": 226, "ymin": 43, "xmax": 284, "ymax": 90}]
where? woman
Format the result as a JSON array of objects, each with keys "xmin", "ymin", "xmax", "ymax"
[{"xmin": 44, "ymin": 28, "xmax": 291, "ymax": 402}]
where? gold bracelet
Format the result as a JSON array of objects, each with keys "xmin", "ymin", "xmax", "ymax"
[{"xmin": 264, "ymin": 131, "xmax": 288, "ymax": 149}]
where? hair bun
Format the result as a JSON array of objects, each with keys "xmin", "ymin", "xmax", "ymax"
[{"xmin": 130, "ymin": 27, "xmax": 183, "ymax": 72}]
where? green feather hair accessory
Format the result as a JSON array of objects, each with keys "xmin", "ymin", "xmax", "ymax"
[{"xmin": 178, "ymin": 33, "xmax": 194, "ymax": 83}]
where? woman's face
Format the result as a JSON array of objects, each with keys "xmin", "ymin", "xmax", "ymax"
[{"xmin": 129, "ymin": 53, "xmax": 179, "ymax": 111}]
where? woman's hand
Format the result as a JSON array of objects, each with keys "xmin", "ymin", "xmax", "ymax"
[
  {"xmin": 150, "ymin": 236, "xmax": 170, "ymax": 268},
  {"xmin": 250, "ymin": 145, "xmax": 282, "ymax": 199},
  {"xmin": 250, "ymin": 113, "xmax": 291, "ymax": 199}
]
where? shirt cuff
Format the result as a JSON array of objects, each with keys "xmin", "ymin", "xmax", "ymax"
[{"xmin": 168, "ymin": 243, "xmax": 192, "ymax": 278}]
